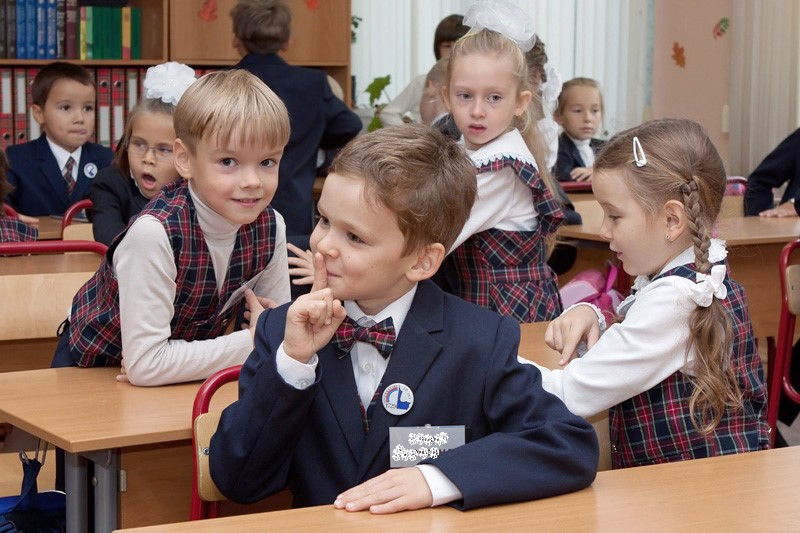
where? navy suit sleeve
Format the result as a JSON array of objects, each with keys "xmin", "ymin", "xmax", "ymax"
[
  {"xmin": 744, "ymin": 128, "xmax": 800, "ymax": 216},
  {"xmin": 209, "ymin": 306, "xmax": 320, "ymax": 504},
  {"xmin": 319, "ymin": 78, "xmax": 362, "ymax": 151},
  {"xmin": 90, "ymin": 167, "xmax": 129, "ymax": 246},
  {"xmin": 425, "ymin": 316, "xmax": 598, "ymax": 510},
  {"xmin": 554, "ymin": 134, "xmax": 578, "ymax": 182}
]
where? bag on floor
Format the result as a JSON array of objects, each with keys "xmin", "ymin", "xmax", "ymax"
[
  {"xmin": 559, "ymin": 261, "xmax": 624, "ymax": 321},
  {"xmin": 0, "ymin": 444, "xmax": 65, "ymax": 533}
]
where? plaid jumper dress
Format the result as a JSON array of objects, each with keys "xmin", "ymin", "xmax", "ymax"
[
  {"xmin": 67, "ymin": 180, "xmax": 278, "ymax": 367},
  {"xmin": 0, "ymin": 217, "xmax": 38, "ymax": 242},
  {"xmin": 610, "ymin": 263, "xmax": 769, "ymax": 469},
  {"xmin": 443, "ymin": 138, "xmax": 565, "ymax": 323}
]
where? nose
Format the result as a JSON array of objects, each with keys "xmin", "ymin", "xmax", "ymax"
[
  {"xmin": 470, "ymin": 100, "xmax": 484, "ymax": 118},
  {"xmin": 312, "ymin": 227, "xmax": 338, "ymax": 259},
  {"xmin": 599, "ymin": 218, "xmax": 612, "ymax": 242},
  {"xmin": 240, "ymin": 166, "xmax": 261, "ymax": 188},
  {"xmin": 141, "ymin": 146, "xmax": 156, "ymax": 165}
]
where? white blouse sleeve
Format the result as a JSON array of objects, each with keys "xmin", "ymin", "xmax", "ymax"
[
  {"xmin": 535, "ymin": 276, "xmax": 697, "ymax": 417},
  {"xmin": 253, "ymin": 212, "xmax": 291, "ymax": 306},
  {"xmin": 115, "ymin": 216, "xmax": 255, "ymax": 386}
]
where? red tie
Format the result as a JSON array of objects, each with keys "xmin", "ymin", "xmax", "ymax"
[{"xmin": 63, "ymin": 157, "xmax": 76, "ymax": 195}]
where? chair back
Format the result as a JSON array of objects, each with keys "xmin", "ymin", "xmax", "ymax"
[
  {"xmin": 61, "ymin": 199, "xmax": 93, "ymax": 232},
  {"xmin": 766, "ymin": 239, "xmax": 800, "ymax": 446},
  {"xmin": 3, "ymin": 204, "xmax": 19, "ymax": 219},
  {"xmin": 190, "ymin": 365, "xmax": 241, "ymax": 520}
]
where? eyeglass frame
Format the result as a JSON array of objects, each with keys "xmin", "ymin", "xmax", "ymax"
[{"xmin": 126, "ymin": 139, "xmax": 175, "ymax": 161}]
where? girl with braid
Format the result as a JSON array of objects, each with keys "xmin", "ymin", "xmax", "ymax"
[{"xmin": 526, "ymin": 118, "xmax": 769, "ymax": 468}]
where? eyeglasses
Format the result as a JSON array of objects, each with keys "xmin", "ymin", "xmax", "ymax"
[{"xmin": 127, "ymin": 139, "xmax": 174, "ymax": 161}]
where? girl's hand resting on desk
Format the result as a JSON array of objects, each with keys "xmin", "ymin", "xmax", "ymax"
[
  {"xmin": 334, "ymin": 467, "xmax": 433, "ymax": 514},
  {"xmin": 759, "ymin": 202, "xmax": 798, "ymax": 218},
  {"xmin": 545, "ymin": 305, "xmax": 601, "ymax": 366},
  {"xmin": 18, "ymin": 213, "xmax": 40, "ymax": 225},
  {"xmin": 570, "ymin": 167, "xmax": 594, "ymax": 182},
  {"xmin": 287, "ymin": 243, "xmax": 315, "ymax": 286},
  {"xmin": 116, "ymin": 358, "xmax": 128, "ymax": 382},
  {"xmin": 242, "ymin": 289, "xmax": 278, "ymax": 339}
]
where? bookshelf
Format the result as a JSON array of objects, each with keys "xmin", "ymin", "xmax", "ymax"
[{"xmin": 0, "ymin": 0, "xmax": 352, "ymax": 148}]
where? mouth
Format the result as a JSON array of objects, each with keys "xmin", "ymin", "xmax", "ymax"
[
  {"xmin": 468, "ymin": 124, "xmax": 485, "ymax": 134},
  {"xmin": 233, "ymin": 198, "xmax": 262, "ymax": 207},
  {"xmin": 139, "ymin": 173, "xmax": 157, "ymax": 188}
]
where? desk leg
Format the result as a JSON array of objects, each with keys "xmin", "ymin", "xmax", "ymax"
[
  {"xmin": 85, "ymin": 449, "xmax": 119, "ymax": 533},
  {"xmin": 65, "ymin": 452, "xmax": 88, "ymax": 533}
]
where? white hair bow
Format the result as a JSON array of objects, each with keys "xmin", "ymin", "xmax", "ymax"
[
  {"xmin": 464, "ymin": 0, "xmax": 537, "ymax": 52},
  {"xmin": 143, "ymin": 62, "xmax": 197, "ymax": 105},
  {"xmin": 688, "ymin": 264, "xmax": 728, "ymax": 307}
]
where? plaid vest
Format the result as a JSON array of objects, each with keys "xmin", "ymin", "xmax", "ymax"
[
  {"xmin": 68, "ymin": 181, "xmax": 277, "ymax": 367},
  {"xmin": 610, "ymin": 263, "xmax": 770, "ymax": 468},
  {"xmin": 443, "ymin": 156, "xmax": 564, "ymax": 323},
  {"xmin": 0, "ymin": 217, "xmax": 38, "ymax": 242}
]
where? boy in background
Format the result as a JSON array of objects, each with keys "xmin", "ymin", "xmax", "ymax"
[
  {"xmin": 210, "ymin": 124, "xmax": 598, "ymax": 513},
  {"xmin": 5, "ymin": 62, "xmax": 113, "ymax": 216},
  {"xmin": 230, "ymin": 0, "xmax": 362, "ymax": 273}
]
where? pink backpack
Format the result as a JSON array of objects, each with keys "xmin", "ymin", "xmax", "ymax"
[{"xmin": 559, "ymin": 262, "xmax": 625, "ymax": 321}]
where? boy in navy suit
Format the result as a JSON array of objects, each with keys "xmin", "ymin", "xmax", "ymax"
[
  {"xmin": 5, "ymin": 62, "xmax": 113, "ymax": 216},
  {"xmin": 210, "ymin": 124, "xmax": 598, "ymax": 513},
  {"xmin": 230, "ymin": 0, "xmax": 362, "ymax": 283}
]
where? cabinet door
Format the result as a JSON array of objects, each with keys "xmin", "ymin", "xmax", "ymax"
[{"xmin": 170, "ymin": 0, "xmax": 350, "ymax": 65}]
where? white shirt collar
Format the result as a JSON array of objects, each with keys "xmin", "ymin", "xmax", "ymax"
[
  {"xmin": 632, "ymin": 238, "xmax": 728, "ymax": 292},
  {"xmin": 467, "ymin": 128, "xmax": 537, "ymax": 168},
  {"xmin": 344, "ymin": 284, "xmax": 418, "ymax": 337},
  {"xmin": 46, "ymin": 137, "xmax": 82, "ymax": 178},
  {"xmin": 187, "ymin": 181, "xmax": 240, "ymax": 245}
]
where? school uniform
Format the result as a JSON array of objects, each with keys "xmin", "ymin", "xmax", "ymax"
[
  {"xmin": 0, "ymin": 216, "xmax": 38, "ymax": 242},
  {"xmin": 743, "ymin": 127, "xmax": 800, "ymax": 215},
  {"xmin": 54, "ymin": 180, "xmax": 290, "ymax": 386},
  {"xmin": 210, "ymin": 279, "xmax": 599, "ymax": 509},
  {"xmin": 553, "ymin": 132, "xmax": 605, "ymax": 182},
  {"xmin": 5, "ymin": 134, "xmax": 113, "ymax": 216},
  {"xmin": 440, "ymin": 129, "xmax": 565, "ymax": 323},
  {"xmin": 89, "ymin": 164, "xmax": 153, "ymax": 246},
  {"xmin": 531, "ymin": 240, "xmax": 770, "ymax": 468}
]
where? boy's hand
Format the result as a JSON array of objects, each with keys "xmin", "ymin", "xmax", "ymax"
[
  {"xmin": 334, "ymin": 468, "xmax": 433, "ymax": 514},
  {"xmin": 309, "ymin": 252, "xmax": 328, "ymax": 293},
  {"xmin": 759, "ymin": 201, "xmax": 798, "ymax": 218},
  {"xmin": 287, "ymin": 243, "xmax": 315, "ymax": 286},
  {"xmin": 545, "ymin": 306, "xmax": 601, "ymax": 365},
  {"xmin": 570, "ymin": 166, "xmax": 593, "ymax": 182},
  {"xmin": 283, "ymin": 288, "xmax": 346, "ymax": 363},
  {"xmin": 242, "ymin": 289, "xmax": 278, "ymax": 339}
]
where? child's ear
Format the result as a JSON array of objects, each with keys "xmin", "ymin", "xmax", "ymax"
[
  {"xmin": 663, "ymin": 199, "xmax": 688, "ymax": 242},
  {"xmin": 515, "ymin": 90, "xmax": 532, "ymax": 117},
  {"xmin": 172, "ymin": 139, "xmax": 193, "ymax": 179},
  {"xmin": 441, "ymin": 85, "xmax": 451, "ymax": 111},
  {"xmin": 406, "ymin": 243, "xmax": 446, "ymax": 282},
  {"xmin": 31, "ymin": 105, "xmax": 45, "ymax": 126}
]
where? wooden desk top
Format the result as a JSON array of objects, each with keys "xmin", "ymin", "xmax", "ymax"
[
  {"xmin": 0, "ymin": 252, "xmax": 101, "ymax": 276},
  {"xmin": 36, "ymin": 217, "xmax": 64, "ymax": 240},
  {"xmin": 561, "ymin": 200, "xmax": 800, "ymax": 247},
  {"xmin": 117, "ymin": 446, "xmax": 800, "ymax": 531},
  {"xmin": 0, "ymin": 367, "xmax": 236, "ymax": 453}
]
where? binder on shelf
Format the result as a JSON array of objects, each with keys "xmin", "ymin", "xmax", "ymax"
[
  {"xmin": 12, "ymin": 68, "xmax": 28, "ymax": 144},
  {"xmin": 16, "ymin": 0, "xmax": 27, "ymax": 59},
  {"xmin": 109, "ymin": 7, "xmax": 121, "ymax": 59},
  {"xmin": 121, "ymin": 5, "xmax": 131, "ymax": 60},
  {"xmin": 65, "ymin": 0, "xmax": 78, "ymax": 59},
  {"xmin": 111, "ymin": 67, "xmax": 126, "ymax": 150},
  {"xmin": 35, "ymin": 0, "xmax": 45, "ymax": 59},
  {"xmin": 0, "ymin": 69, "xmax": 13, "ymax": 149},
  {"xmin": 78, "ymin": 4, "xmax": 86, "ymax": 59},
  {"xmin": 26, "ymin": 66, "xmax": 40, "ymax": 141},
  {"xmin": 130, "ymin": 5, "xmax": 140, "ymax": 59},
  {"xmin": 126, "ymin": 68, "xmax": 138, "ymax": 111},
  {"xmin": 96, "ymin": 67, "xmax": 112, "ymax": 148},
  {"xmin": 83, "ymin": 4, "xmax": 92, "ymax": 60},
  {"xmin": 45, "ymin": 0, "xmax": 57, "ymax": 59},
  {"xmin": 55, "ymin": 0, "xmax": 64, "ymax": 59},
  {"xmin": 25, "ymin": 0, "xmax": 36, "ymax": 59}
]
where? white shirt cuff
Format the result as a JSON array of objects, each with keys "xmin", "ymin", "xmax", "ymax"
[
  {"xmin": 276, "ymin": 343, "xmax": 318, "ymax": 389},
  {"xmin": 563, "ymin": 302, "xmax": 607, "ymax": 331},
  {"xmin": 415, "ymin": 464, "xmax": 462, "ymax": 507}
]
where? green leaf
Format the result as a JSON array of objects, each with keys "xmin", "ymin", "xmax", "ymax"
[
  {"xmin": 365, "ymin": 75, "xmax": 391, "ymax": 107},
  {"xmin": 367, "ymin": 115, "xmax": 383, "ymax": 132}
]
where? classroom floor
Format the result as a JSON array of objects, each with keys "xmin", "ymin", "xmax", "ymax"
[{"xmin": 777, "ymin": 414, "xmax": 800, "ymax": 446}]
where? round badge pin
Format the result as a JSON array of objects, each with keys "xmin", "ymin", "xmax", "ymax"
[
  {"xmin": 84, "ymin": 162, "xmax": 98, "ymax": 179},
  {"xmin": 382, "ymin": 383, "xmax": 414, "ymax": 416}
]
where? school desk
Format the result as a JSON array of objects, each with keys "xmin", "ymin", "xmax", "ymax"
[
  {"xmin": 114, "ymin": 446, "xmax": 800, "ymax": 532},
  {"xmin": 0, "ymin": 253, "xmax": 101, "ymax": 371},
  {"xmin": 36, "ymin": 217, "xmax": 64, "ymax": 240},
  {"xmin": 559, "ymin": 201, "xmax": 800, "ymax": 340}
]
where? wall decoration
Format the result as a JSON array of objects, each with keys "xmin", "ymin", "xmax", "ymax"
[
  {"xmin": 305, "ymin": 0, "xmax": 320, "ymax": 10},
  {"xmin": 713, "ymin": 17, "xmax": 730, "ymax": 39},
  {"xmin": 671, "ymin": 42, "xmax": 686, "ymax": 68},
  {"xmin": 198, "ymin": 0, "xmax": 218, "ymax": 23}
]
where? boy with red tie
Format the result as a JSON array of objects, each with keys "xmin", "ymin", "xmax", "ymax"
[{"xmin": 210, "ymin": 124, "xmax": 598, "ymax": 513}]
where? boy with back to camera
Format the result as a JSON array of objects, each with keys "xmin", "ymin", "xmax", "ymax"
[
  {"xmin": 5, "ymin": 62, "xmax": 113, "ymax": 217},
  {"xmin": 210, "ymin": 124, "xmax": 598, "ymax": 514},
  {"xmin": 230, "ymin": 0, "xmax": 362, "ymax": 259}
]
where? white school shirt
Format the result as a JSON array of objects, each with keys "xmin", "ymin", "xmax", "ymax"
[
  {"xmin": 112, "ymin": 182, "xmax": 291, "ymax": 386},
  {"xmin": 449, "ymin": 129, "xmax": 539, "ymax": 253},
  {"xmin": 277, "ymin": 284, "xmax": 462, "ymax": 506},
  {"xmin": 568, "ymin": 134, "xmax": 595, "ymax": 167},
  {"xmin": 46, "ymin": 137, "xmax": 82, "ymax": 182},
  {"xmin": 523, "ymin": 239, "xmax": 729, "ymax": 418}
]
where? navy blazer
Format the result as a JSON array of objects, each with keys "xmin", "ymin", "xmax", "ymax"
[
  {"xmin": 744, "ymin": 128, "xmax": 800, "ymax": 216},
  {"xmin": 234, "ymin": 54, "xmax": 362, "ymax": 238},
  {"xmin": 5, "ymin": 135, "xmax": 113, "ymax": 216},
  {"xmin": 553, "ymin": 133, "xmax": 606, "ymax": 182},
  {"xmin": 90, "ymin": 164, "xmax": 152, "ymax": 246},
  {"xmin": 210, "ymin": 280, "xmax": 598, "ymax": 510}
]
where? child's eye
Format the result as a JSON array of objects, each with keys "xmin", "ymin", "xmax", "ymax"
[
  {"xmin": 59, "ymin": 104, "xmax": 71, "ymax": 111},
  {"xmin": 346, "ymin": 232, "xmax": 363, "ymax": 244},
  {"xmin": 219, "ymin": 158, "xmax": 236, "ymax": 167},
  {"xmin": 456, "ymin": 92, "xmax": 472, "ymax": 101},
  {"xmin": 317, "ymin": 216, "xmax": 330, "ymax": 227},
  {"xmin": 487, "ymin": 94, "xmax": 502, "ymax": 103},
  {"xmin": 131, "ymin": 140, "xmax": 147, "ymax": 151},
  {"xmin": 157, "ymin": 146, "xmax": 173, "ymax": 156},
  {"xmin": 607, "ymin": 215, "xmax": 620, "ymax": 221},
  {"xmin": 261, "ymin": 159, "xmax": 277, "ymax": 167}
]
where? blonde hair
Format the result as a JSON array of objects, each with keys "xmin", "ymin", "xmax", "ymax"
[
  {"xmin": 447, "ymin": 29, "xmax": 560, "ymax": 254},
  {"xmin": 595, "ymin": 118, "xmax": 742, "ymax": 434},
  {"xmin": 174, "ymin": 70, "xmax": 289, "ymax": 154},
  {"xmin": 230, "ymin": 0, "xmax": 291, "ymax": 55},
  {"xmin": 555, "ymin": 77, "xmax": 605, "ymax": 118},
  {"xmin": 329, "ymin": 124, "xmax": 477, "ymax": 255}
]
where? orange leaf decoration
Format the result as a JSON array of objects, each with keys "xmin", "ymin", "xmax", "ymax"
[
  {"xmin": 305, "ymin": 0, "xmax": 320, "ymax": 10},
  {"xmin": 198, "ymin": 0, "xmax": 218, "ymax": 23},
  {"xmin": 671, "ymin": 42, "xmax": 686, "ymax": 68}
]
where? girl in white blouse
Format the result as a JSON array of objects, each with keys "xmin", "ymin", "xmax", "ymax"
[{"xmin": 532, "ymin": 118, "xmax": 769, "ymax": 468}]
